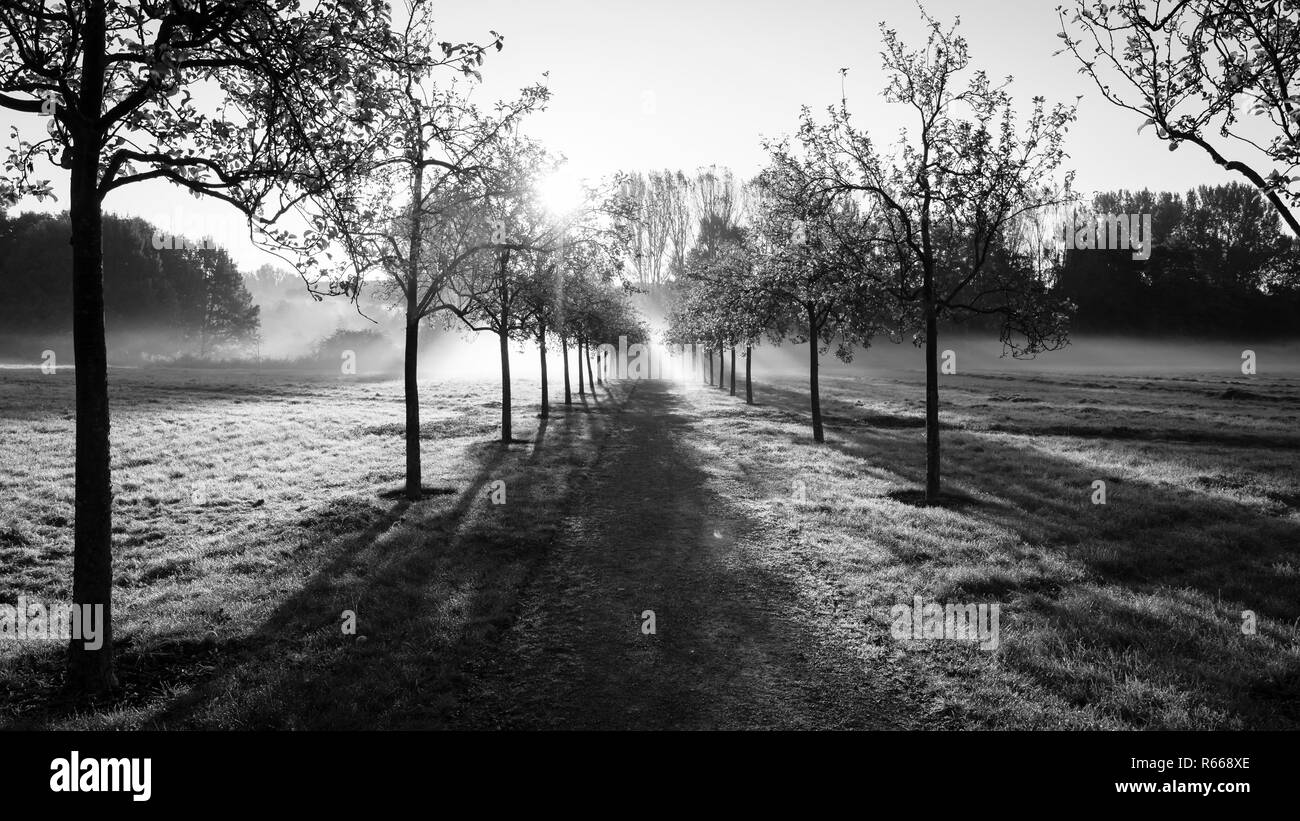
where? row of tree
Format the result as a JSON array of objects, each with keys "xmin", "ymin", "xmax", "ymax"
[
  {"xmin": 667, "ymin": 2, "xmax": 1300, "ymax": 504},
  {"xmin": 669, "ymin": 13, "xmax": 1074, "ymax": 508},
  {"xmin": 0, "ymin": 0, "xmax": 643, "ymax": 697},
  {"xmin": 669, "ymin": 175, "xmax": 1300, "ymax": 482},
  {"xmin": 290, "ymin": 2, "xmax": 651, "ymax": 495},
  {"xmin": 1, "ymin": 0, "xmax": 414, "ymax": 696}
]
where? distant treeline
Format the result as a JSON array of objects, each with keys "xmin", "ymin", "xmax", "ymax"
[
  {"xmin": 4, "ymin": 182, "xmax": 1298, "ymax": 356},
  {"xmin": 1053, "ymin": 184, "xmax": 1300, "ymax": 337},
  {"xmin": 0, "ymin": 209, "xmax": 259, "ymax": 355}
]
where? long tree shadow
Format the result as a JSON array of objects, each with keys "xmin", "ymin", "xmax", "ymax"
[
  {"xmin": 754, "ymin": 381, "xmax": 1300, "ymax": 620},
  {"xmin": 142, "ymin": 402, "xmax": 609, "ymax": 729},
  {"xmin": 452, "ymin": 380, "xmax": 948, "ymax": 730},
  {"xmin": 527, "ymin": 416, "xmax": 551, "ymax": 463},
  {"xmin": 571, "ymin": 381, "xmax": 619, "ymax": 414},
  {"xmin": 713, "ymin": 379, "xmax": 1300, "ymax": 727}
]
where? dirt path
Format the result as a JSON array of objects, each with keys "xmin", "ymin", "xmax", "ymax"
[{"xmin": 452, "ymin": 380, "xmax": 933, "ymax": 730}]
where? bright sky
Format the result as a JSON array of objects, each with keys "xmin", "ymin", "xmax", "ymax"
[{"xmin": 2, "ymin": 0, "xmax": 1251, "ymax": 269}]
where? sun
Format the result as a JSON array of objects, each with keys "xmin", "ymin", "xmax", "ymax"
[{"xmin": 536, "ymin": 166, "xmax": 587, "ymax": 216}]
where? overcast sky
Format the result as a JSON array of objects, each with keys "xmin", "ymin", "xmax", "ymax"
[{"xmin": 2, "ymin": 0, "xmax": 1250, "ymax": 269}]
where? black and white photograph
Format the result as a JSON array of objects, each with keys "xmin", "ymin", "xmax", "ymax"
[{"xmin": 0, "ymin": 0, "xmax": 1295, "ymax": 804}]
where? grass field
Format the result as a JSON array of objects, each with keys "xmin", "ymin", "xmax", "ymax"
[
  {"xmin": 0, "ymin": 359, "xmax": 1297, "ymax": 728},
  {"xmin": 0, "ymin": 367, "xmax": 624, "ymax": 728},
  {"xmin": 696, "ymin": 366, "xmax": 1300, "ymax": 728}
]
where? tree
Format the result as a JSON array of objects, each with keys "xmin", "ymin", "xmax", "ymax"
[
  {"xmin": 192, "ymin": 247, "xmax": 258, "ymax": 357},
  {"xmin": 1059, "ymin": 0, "xmax": 1300, "ymax": 236},
  {"xmin": 669, "ymin": 187, "xmax": 776, "ymax": 404},
  {"xmin": 516, "ymin": 252, "xmax": 561, "ymax": 418},
  {"xmin": 620, "ymin": 170, "xmax": 684, "ymax": 286},
  {"xmin": 713, "ymin": 239, "xmax": 775, "ymax": 404},
  {"xmin": 443, "ymin": 135, "xmax": 558, "ymax": 443},
  {"xmin": 0, "ymin": 0, "xmax": 391, "ymax": 694},
  {"xmin": 694, "ymin": 180, "xmax": 752, "ymax": 394},
  {"xmin": 664, "ymin": 280, "xmax": 709, "ymax": 382},
  {"xmin": 1179, "ymin": 182, "xmax": 1295, "ymax": 289},
  {"xmin": 694, "ymin": 165, "xmax": 739, "ymax": 247},
  {"xmin": 580, "ymin": 282, "xmax": 645, "ymax": 379},
  {"xmin": 304, "ymin": 0, "xmax": 546, "ymax": 494},
  {"xmin": 556, "ymin": 245, "xmax": 602, "ymax": 404},
  {"xmin": 664, "ymin": 170, "xmax": 694, "ymax": 281},
  {"xmin": 516, "ymin": 174, "xmax": 627, "ymax": 416},
  {"xmin": 561, "ymin": 267, "xmax": 638, "ymax": 392},
  {"xmin": 751, "ymin": 159, "xmax": 884, "ymax": 442},
  {"xmin": 795, "ymin": 13, "xmax": 1075, "ymax": 501}
]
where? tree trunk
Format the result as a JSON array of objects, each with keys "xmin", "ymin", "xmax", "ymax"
[
  {"xmin": 497, "ymin": 248, "xmax": 513, "ymax": 443},
  {"xmin": 706, "ymin": 349, "xmax": 713, "ymax": 385},
  {"xmin": 585, "ymin": 342, "xmax": 595, "ymax": 393},
  {"xmin": 597, "ymin": 351, "xmax": 603, "ymax": 385},
  {"xmin": 809, "ymin": 311, "xmax": 824, "ymax": 443},
  {"xmin": 401, "ymin": 133, "xmax": 426, "ymax": 501},
  {"xmin": 562, "ymin": 334, "xmax": 572, "ymax": 406},
  {"xmin": 539, "ymin": 326, "xmax": 549, "ymax": 418},
  {"xmin": 403, "ymin": 314, "xmax": 421, "ymax": 500},
  {"xmin": 924, "ymin": 290, "xmax": 941, "ymax": 502},
  {"xmin": 729, "ymin": 346, "xmax": 736, "ymax": 396},
  {"xmin": 719, "ymin": 344, "xmax": 726, "ymax": 390},
  {"xmin": 67, "ymin": 0, "xmax": 114, "ymax": 697},
  {"xmin": 396, "ymin": 104, "xmax": 433, "ymax": 502},
  {"xmin": 745, "ymin": 345, "xmax": 753, "ymax": 404},
  {"xmin": 577, "ymin": 338, "xmax": 585, "ymax": 396},
  {"xmin": 538, "ymin": 327, "xmax": 548, "ymax": 415},
  {"xmin": 499, "ymin": 326, "xmax": 512, "ymax": 443}
]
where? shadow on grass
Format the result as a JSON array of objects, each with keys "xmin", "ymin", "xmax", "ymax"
[
  {"xmin": 377, "ymin": 486, "xmax": 456, "ymax": 500},
  {"xmin": 758, "ymin": 382, "xmax": 1300, "ymax": 617},
  {"xmin": 124, "ymin": 404, "xmax": 611, "ymax": 729},
  {"xmin": 528, "ymin": 417, "xmax": 551, "ymax": 463},
  {"xmin": 451, "ymin": 381, "xmax": 941, "ymax": 730},
  {"xmin": 710, "ymin": 379, "xmax": 1300, "ymax": 728},
  {"xmin": 886, "ymin": 487, "xmax": 985, "ymax": 509},
  {"xmin": 982, "ymin": 421, "xmax": 1300, "ymax": 450}
]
